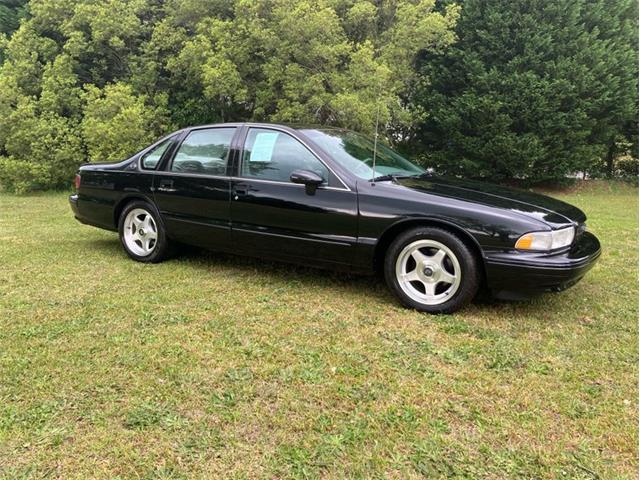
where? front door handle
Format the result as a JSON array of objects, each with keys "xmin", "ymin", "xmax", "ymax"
[
  {"xmin": 157, "ymin": 179, "xmax": 176, "ymax": 193},
  {"xmin": 233, "ymin": 185, "xmax": 248, "ymax": 200}
]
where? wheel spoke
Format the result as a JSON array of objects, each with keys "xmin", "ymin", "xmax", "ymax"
[
  {"xmin": 401, "ymin": 270, "xmax": 420, "ymax": 282},
  {"xmin": 440, "ymin": 271, "xmax": 456, "ymax": 284},
  {"xmin": 411, "ymin": 249, "xmax": 427, "ymax": 264},
  {"xmin": 145, "ymin": 238, "xmax": 155, "ymax": 251},
  {"xmin": 424, "ymin": 282, "xmax": 436, "ymax": 297},
  {"xmin": 432, "ymin": 249, "xmax": 446, "ymax": 266},
  {"xmin": 142, "ymin": 215, "xmax": 153, "ymax": 231}
]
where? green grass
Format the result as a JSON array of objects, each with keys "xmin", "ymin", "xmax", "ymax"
[{"xmin": 0, "ymin": 182, "xmax": 637, "ymax": 479}]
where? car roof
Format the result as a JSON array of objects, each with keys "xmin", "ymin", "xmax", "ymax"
[{"xmin": 183, "ymin": 122, "xmax": 350, "ymax": 133}]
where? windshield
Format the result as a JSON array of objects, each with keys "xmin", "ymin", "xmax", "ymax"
[{"xmin": 301, "ymin": 129, "xmax": 425, "ymax": 180}]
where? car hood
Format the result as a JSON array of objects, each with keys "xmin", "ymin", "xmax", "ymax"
[{"xmin": 395, "ymin": 175, "xmax": 586, "ymax": 227}]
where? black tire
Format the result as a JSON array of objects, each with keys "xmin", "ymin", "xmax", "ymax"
[
  {"xmin": 384, "ymin": 227, "xmax": 481, "ymax": 314},
  {"xmin": 118, "ymin": 200, "xmax": 172, "ymax": 263}
]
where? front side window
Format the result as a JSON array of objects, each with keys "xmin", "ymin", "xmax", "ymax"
[
  {"xmin": 241, "ymin": 128, "xmax": 329, "ymax": 183},
  {"xmin": 141, "ymin": 137, "xmax": 173, "ymax": 169},
  {"xmin": 302, "ymin": 129, "xmax": 425, "ymax": 180},
  {"xmin": 171, "ymin": 128, "xmax": 236, "ymax": 175}
]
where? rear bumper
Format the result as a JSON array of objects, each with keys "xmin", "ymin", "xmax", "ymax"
[
  {"xmin": 484, "ymin": 231, "xmax": 601, "ymax": 300},
  {"xmin": 69, "ymin": 193, "xmax": 110, "ymax": 229},
  {"xmin": 70, "ymin": 193, "xmax": 118, "ymax": 231},
  {"xmin": 69, "ymin": 193, "xmax": 80, "ymax": 217}
]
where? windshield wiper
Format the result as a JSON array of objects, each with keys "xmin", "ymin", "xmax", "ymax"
[
  {"xmin": 371, "ymin": 172, "xmax": 422, "ymax": 182},
  {"xmin": 371, "ymin": 174, "xmax": 398, "ymax": 182}
]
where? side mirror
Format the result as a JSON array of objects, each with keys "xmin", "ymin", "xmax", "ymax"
[{"xmin": 290, "ymin": 169, "xmax": 324, "ymax": 195}]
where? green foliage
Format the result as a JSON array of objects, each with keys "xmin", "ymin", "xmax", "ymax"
[
  {"xmin": 0, "ymin": 0, "xmax": 636, "ymax": 191},
  {"xmin": 614, "ymin": 156, "xmax": 639, "ymax": 184},
  {"xmin": 167, "ymin": 0, "xmax": 459, "ymax": 132},
  {"xmin": 81, "ymin": 83, "xmax": 170, "ymax": 163},
  {"xmin": 413, "ymin": 0, "xmax": 638, "ymax": 183},
  {"xmin": 0, "ymin": 0, "xmax": 27, "ymax": 37},
  {"xmin": 0, "ymin": 99, "xmax": 83, "ymax": 193},
  {"xmin": 0, "ymin": 0, "xmax": 460, "ymax": 192}
]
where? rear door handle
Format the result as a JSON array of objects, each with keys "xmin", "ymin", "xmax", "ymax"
[{"xmin": 157, "ymin": 179, "xmax": 176, "ymax": 192}]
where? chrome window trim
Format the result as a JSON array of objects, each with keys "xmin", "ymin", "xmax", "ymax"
[
  {"xmin": 151, "ymin": 170, "xmax": 351, "ymax": 192},
  {"xmin": 238, "ymin": 125, "xmax": 351, "ymax": 191},
  {"xmin": 231, "ymin": 176, "xmax": 350, "ymax": 192}
]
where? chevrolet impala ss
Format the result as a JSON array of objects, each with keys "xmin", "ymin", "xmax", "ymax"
[{"xmin": 69, "ymin": 123, "xmax": 601, "ymax": 313}]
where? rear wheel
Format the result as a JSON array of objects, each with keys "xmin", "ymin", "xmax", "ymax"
[
  {"xmin": 118, "ymin": 200, "xmax": 171, "ymax": 263},
  {"xmin": 384, "ymin": 227, "xmax": 480, "ymax": 313}
]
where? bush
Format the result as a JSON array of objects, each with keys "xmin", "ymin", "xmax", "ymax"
[
  {"xmin": 0, "ymin": 157, "xmax": 51, "ymax": 193},
  {"xmin": 81, "ymin": 83, "xmax": 170, "ymax": 164},
  {"xmin": 616, "ymin": 157, "xmax": 639, "ymax": 183},
  {"xmin": 0, "ymin": 102, "xmax": 83, "ymax": 192}
]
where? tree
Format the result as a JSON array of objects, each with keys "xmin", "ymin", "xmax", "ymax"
[
  {"xmin": 0, "ymin": 0, "xmax": 27, "ymax": 64},
  {"xmin": 3, "ymin": 0, "xmax": 635, "ymax": 191},
  {"xmin": 0, "ymin": 0, "xmax": 460, "ymax": 192},
  {"xmin": 0, "ymin": 0, "xmax": 171, "ymax": 191},
  {"xmin": 412, "ymin": 0, "xmax": 638, "ymax": 183},
  {"xmin": 0, "ymin": 0, "xmax": 27, "ymax": 36},
  {"xmin": 82, "ymin": 82, "xmax": 170, "ymax": 163},
  {"xmin": 0, "ymin": 99, "xmax": 83, "ymax": 193},
  {"xmin": 165, "ymin": 0, "xmax": 459, "ymax": 134}
]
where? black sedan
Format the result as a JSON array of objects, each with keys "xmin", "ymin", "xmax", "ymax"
[{"xmin": 69, "ymin": 123, "xmax": 601, "ymax": 313}]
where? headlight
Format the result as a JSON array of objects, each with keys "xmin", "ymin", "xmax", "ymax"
[{"xmin": 515, "ymin": 226, "xmax": 575, "ymax": 251}]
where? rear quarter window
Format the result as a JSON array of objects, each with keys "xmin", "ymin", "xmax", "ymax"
[{"xmin": 141, "ymin": 137, "xmax": 174, "ymax": 170}]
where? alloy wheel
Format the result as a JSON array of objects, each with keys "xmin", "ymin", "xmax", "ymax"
[
  {"xmin": 123, "ymin": 208, "xmax": 158, "ymax": 256},
  {"xmin": 395, "ymin": 239, "xmax": 462, "ymax": 306}
]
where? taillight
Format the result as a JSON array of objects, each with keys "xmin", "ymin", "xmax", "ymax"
[{"xmin": 74, "ymin": 174, "xmax": 81, "ymax": 190}]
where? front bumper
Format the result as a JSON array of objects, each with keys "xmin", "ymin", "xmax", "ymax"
[{"xmin": 484, "ymin": 231, "xmax": 601, "ymax": 300}]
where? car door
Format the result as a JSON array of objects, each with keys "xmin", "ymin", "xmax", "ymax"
[
  {"xmin": 152, "ymin": 126, "xmax": 238, "ymax": 249},
  {"xmin": 230, "ymin": 126, "xmax": 358, "ymax": 267}
]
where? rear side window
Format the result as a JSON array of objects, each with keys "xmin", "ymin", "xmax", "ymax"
[
  {"xmin": 141, "ymin": 137, "xmax": 173, "ymax": 169},
  {"xmin": 171, "ymin": 128, "xmax": 236, "ymax": 175}
]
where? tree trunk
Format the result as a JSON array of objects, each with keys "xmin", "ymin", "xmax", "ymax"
[{"xmin": 606, "ymin": 141, "xmax": 616, "ymax": 177}]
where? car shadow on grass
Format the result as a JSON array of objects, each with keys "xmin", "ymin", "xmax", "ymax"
[
  {"xmin": 85, "ymin": 236, "xmax": 554, "ymax": 316},
  {"xmin": 84, "ymin": 237, "xmax": 123, "ymax": 255}
]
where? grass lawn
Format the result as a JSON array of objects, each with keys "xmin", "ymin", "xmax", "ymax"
[{"xmin": 0, "ymin": 182, "xmax": 637, "ymax": 479}]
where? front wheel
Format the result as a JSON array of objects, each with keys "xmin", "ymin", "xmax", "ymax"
[
  {"xmin": 118, "ymin": 200, "xmax": 172, "ymax": 263},
  {"xmin": 384, "ymin": 227, "xmax": 481, "ymax": 314}
]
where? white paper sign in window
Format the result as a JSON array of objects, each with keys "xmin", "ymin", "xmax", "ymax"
[{"xmin": 249, "ymin": 132, "xmax": 279, "ymax": 162}]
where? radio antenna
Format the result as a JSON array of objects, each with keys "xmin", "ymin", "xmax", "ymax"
[{"xmin": 371, "ymin": 102, "xmax": 380, "ymax": 184}]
